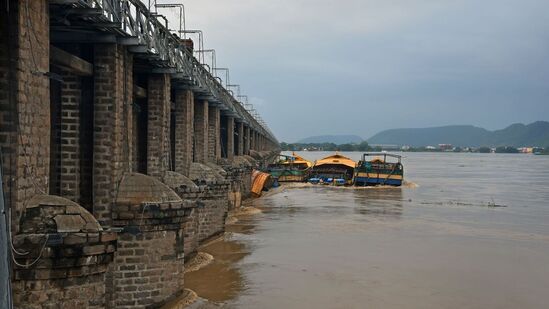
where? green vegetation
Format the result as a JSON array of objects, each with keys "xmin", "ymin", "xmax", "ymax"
[
  {"xmin": 280, "ymin": 141, "xmax": 375, "ymax": 152},
  {"xmin": 400, "ymin": 147, "xmax": 442, "ymax": 152},
  {"xmin": 367, "ymin": 121, "xmax": 549, "ymax": 147},
  {"xmin": 297, "ymin": 135, "xmax": 363, "ymax": 144},
  {"xmin": 281, "ymin": 142, "xmax": 549, "ymax": 155},
  {"xmin": 495, "ymin": 146, "xmax": 519, "ymax": 153}
]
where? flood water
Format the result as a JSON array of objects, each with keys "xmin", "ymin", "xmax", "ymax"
[{"xmin": 186, "ymin": 152, "xmax": 549, "ymax": 309}]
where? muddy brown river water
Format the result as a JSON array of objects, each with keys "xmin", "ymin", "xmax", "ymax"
[{"xmin": 185, "ymin": 152, "xmax": 549, "ymax": 309}]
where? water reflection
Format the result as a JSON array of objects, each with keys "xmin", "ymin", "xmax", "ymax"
[{"xmin": 352, "ymin": 188, "xmax": 403, "ymax": 218}]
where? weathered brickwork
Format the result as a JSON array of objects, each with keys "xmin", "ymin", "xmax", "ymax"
[
  {"xmin": 13, "ymin": 274, "xmax": 107, "ymax": 309},
  {"xmin": 236, "ymin": 121, "xmax": 244, "ymax": 156},
  {"xmin": 112, "ymin": 232, "xmax": 185, "ymax": 308},
  {"xmin": 58, "ymin": 71, "xmax": 82, "ymax": 203},
  {"xmin": 226, "ymin": 116, "xmax": 235, "ymax": 161},
  {"xmin": 160, "ymin": 171, "xmax": 202, "ymax": 258},
  {"xmin": 132, "ymin": 95, "xmax": 148, "ymax": 174},
  {"xmin": 147, "ymin": 73, "xmax": 171, "ymax": 178},
  {"xmin": 250, "ymin": 130, "xmax": 256, "ymax": 151},
  {"xmin": 131, "ymin": 104, "xmax": 140, "ymax": 172},
  {"xmin": 256, "ymin": 131, "xmax": 260, "ymax": 151},
  {"xmin": 221, "ymin": 157, "xmax": 254, "ymax": 209},
  {"xmin": 124, "ymin": 54, "xmax": 134, "ymax": 174},
  {"xmin": 11, "ymin": 195, "xmax": 117, "ymax": 309},
  {"xmin": 193, "ymin": 99, "xmax": 209, "ymax": 163},
  {"xmin": 257, "ymin": 133, "xmax": 262, "ymax": 151},
  {"xmin": 3, "ymin": 1, "xmax": 279, "ymax": 308},
  {"xmin": 243, "ymin": 125, "xmax": 250, "ymax": 155},
  {"xmin": 93, "ymin": 43, "xmax": 133, "ymax": 226},
  {"xmin": 182, "ymin": 206, "xmax": 199, "ymax": 258},
  {"xmin": 188, "ymin": 163, "xmax": 230, "ymax": 242},
  {"xmin": 79, "ymin": 75, "xmax": 95, "ymax": 211},
  {"xmin": 109, "ymin": 173, "xmax": 187, "ymax": 308},
  {"xmin": 207, "ymin": 105, "xmax": 221, "ymax": 162},
  {"xmin": 174, "ymin": 89, "xmax": 194, "ymax": 177},
  {"xmin": 196, "ymin": 184, "xmax": 230, "ymax": 242},
  {"xmin": 0, "ymin": 1, "xmax": 11, "ymax": 210},
  {"xmin": 0, "ymin": 0, "xmax": 51, "ymax": 234}
]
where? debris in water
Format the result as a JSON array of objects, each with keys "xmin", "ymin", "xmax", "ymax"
[
  {"xmin": 420, "ymin": 199, "xmax": 507, "ymax": 208},
  {"xmin": 487, "ymin": 197, "xmax": 507, "ymax": 208}
]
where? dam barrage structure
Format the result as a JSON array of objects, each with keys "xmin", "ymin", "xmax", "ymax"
[{"xmin": 0, "ymin": 0, "xmax": 279, "ymax": 308}]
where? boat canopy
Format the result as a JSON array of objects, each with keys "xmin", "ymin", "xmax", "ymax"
[
  {"xmin": 274, "ymin": 153, "xmax": 313, "ymax": 168},
  {"xmin": 314, "ymin": 153, "xmax": 356, "ymax": 169},
  {"xmin": 360, "ymin": 152, "xmax": 402, "ymax": 163},
  {"xmin": 291, "ymin": 152, "xmax": 313, "ymax": 168}
]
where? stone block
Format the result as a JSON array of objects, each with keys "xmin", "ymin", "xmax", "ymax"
[
  {"xmin": 82, "ymin": 244, "xmax": 106, "ymax": 256},
  {"xmin": 53, "ymin": 215, "xmax": 86, "ymax": 233},
  {"xmin": 100, "ymin": 232, "xmax": 117, "ymax": 242},
  {"xmin": 63, "ymin": 233, "xmax": 87, "ymax": 245}
]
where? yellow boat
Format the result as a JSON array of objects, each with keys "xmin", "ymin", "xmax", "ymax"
[
  {"xmin": 354, "ymin": 153, "xmax": 404, "ymax": 186},
  {"xmin": 267, "ymin": 152, "xmax": 312, "ymax": 182},
  {"xmin": 290, "ymin": 152, "xmax": 313, "ymax": 168},
  {"xmin": 309, "ymin": 153, "xmax": 356, "ymax": 185}
]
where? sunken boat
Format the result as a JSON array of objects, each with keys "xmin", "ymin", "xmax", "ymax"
[
  {"xmin": 354, "ymin": 152, "xmax": 403, "ymax": 186},
  {"xmin": 309, "ymin": 153, "xmax": 356, "ymax": 185},
  {"xmin": 267, "ymin": 152, "xmax": 312, "ymax": 182}
]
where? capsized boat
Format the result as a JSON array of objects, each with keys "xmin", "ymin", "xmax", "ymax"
[
  {"xmin": 354, "ymin": 152, "xmax": 403, "ymax": 186},
  {"xmin": 309, "ymin": 153, "xmax": 356, "ymax": 185},
  {"xmin": 251, "ymin": 170, "xmax": 273, "ymax": 197},
  {"xmin": 267, "ymin": 152, "xmax": 312, "ymax": 182}
]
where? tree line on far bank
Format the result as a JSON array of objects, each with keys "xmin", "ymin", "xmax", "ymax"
[
  {"xmin": 280, "ymin": 142, "xmax": 549, "ymax": 154},
  {"xmin": 280, "ymin": 141, "xmax": 376, "ymax": 152}
]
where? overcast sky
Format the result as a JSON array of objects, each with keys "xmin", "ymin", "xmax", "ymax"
[{"xmin": 157, "ymin": 0, "xmax": 549, "ymax": 142}]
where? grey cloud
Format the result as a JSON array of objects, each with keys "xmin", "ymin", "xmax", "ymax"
[{"xmin": 158, "ymin": 0, "xmax": 549, "ymax": 141}]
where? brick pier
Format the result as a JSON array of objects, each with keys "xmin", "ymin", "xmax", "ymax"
[{"xmin": 0, "ymin": 1, "xmax": 280, "ymax": 308}]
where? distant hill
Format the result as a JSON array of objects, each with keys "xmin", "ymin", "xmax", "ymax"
[
  {"xmin": 297, "ymin": 135, "xmax": 363, "ymax": 144},
  {"xmin": 367, "ymin": 121, "xmax": 549, "ymax": 147}
]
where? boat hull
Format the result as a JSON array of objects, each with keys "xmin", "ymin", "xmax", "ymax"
[
  {"xmin": 309, "ymin": 167, "xmax": 354, "ymax": 185},
  {"xmin": 309, "ymin": 153, "xmax": 357, "ymax": 186},
  {"xmin": 354, "ymin": 174, "xmax": 403, "ymax": 186},
  {"xmin": 353, "ymin": 153, "xmax": 404, "ymax": 187},
  {"xmin": 268, "ymin": 169, "xmax": 309, "ymax": 182}
]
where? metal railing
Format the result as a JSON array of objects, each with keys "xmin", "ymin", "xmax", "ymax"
[{"xmin": 72, "ymin": 0, "xmax": 276, "ymax": 142}]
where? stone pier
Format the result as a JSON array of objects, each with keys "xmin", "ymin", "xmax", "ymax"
[{"xmin": 0, "ymin": 1, "xmax": 280, "ymax": 308}]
